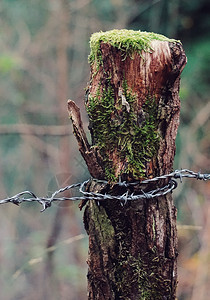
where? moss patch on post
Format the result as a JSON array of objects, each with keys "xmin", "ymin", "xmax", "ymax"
[
  {"xmin": 90, "ymin": 201, "xmax": 115, "ymax": 249},
  {"xmin": 89, "ymin": 29, "xmax": 180, "ymax": 68},
  {"xmin": 87, "ymin": 79, "xmax": 159, "ymax": 181},
  {"xmin": 115, "ymin": 253, "xmax": 173, "ymax": 299}
]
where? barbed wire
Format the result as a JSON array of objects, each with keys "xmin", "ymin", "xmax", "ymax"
[{"xmin": 0, "ymin": 169, "xmax": 209, "ymax": 212}]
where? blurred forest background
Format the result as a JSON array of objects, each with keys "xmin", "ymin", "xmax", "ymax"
[{"xmin": 0, "ymin": 0, "xmax": 209, "ymax": 299}]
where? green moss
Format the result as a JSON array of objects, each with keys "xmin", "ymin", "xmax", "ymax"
[
  {"xmin": 87, "ymin": 79, "xmax": 159, "ymax": 181},
  {"xmin": 115, "ymin": 253, "xmax": 172, "ymax": 299},
  {"xmin": 89, "ymin": 29, "xmax": 180, "ymax": 68},
  {"xmin": 91, "ymin": 201, "xmax": 115, "ymax": 248}
]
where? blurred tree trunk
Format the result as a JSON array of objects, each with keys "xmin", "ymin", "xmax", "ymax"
[{"xmin": 68, "ymin": 31, "xmax": 186, "ymax": 300}]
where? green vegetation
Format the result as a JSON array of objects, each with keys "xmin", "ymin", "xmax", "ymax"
[
  {"xmin": 89, "ymin": 29, "xmax": 179, "ymax": 67},
  {"xmin": 91, "ymin": 202, "xmax": 115, "ymax": 248},
  {"xmin": 115, "ymin": 253, "xmax": 172, "ymax": 299},
  {"xmin": 0, "ymin": 54, "xmax": 19, "ymax": 74},
  {"xmin": 87, "ymin": 79, "xmax": 159, "ymax": 181}
]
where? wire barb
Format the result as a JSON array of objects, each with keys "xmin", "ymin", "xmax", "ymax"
[{"xmin": 0, "ymin": 169, "xmax": 209, "ymax": 212}]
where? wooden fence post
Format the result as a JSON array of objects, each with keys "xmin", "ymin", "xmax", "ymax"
[{"xmin": 68, "ymin": 29, "xmax": 187, "ymax": 300}]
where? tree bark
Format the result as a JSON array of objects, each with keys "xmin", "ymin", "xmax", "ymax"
[{"xmin": 68, "ymin": 30, "xmax": 186, "ymax": 300}]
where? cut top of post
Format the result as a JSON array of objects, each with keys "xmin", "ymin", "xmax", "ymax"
[{"xmin": 89, "ymin": 29, "xmax": 180, "ymax": 68}]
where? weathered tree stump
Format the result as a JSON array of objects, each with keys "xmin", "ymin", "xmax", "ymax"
[{"xmin": 68, "ymin": 29, "xmax": 186, "ymax": 300}]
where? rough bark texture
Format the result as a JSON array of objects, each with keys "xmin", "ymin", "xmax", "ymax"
[{"xmin": 68, "ymin": 31, "xmax": 186, "ymax": 300}]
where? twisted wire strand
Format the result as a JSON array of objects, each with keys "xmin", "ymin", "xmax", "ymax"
[{"xmin": 0, "ymin": 169, "xmax": 209, "ymax": 212}]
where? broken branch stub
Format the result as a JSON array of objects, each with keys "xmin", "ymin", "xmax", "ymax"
[{"xmin": 68, "ymin": 99, "xmax": 104, "ymax": 179}]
